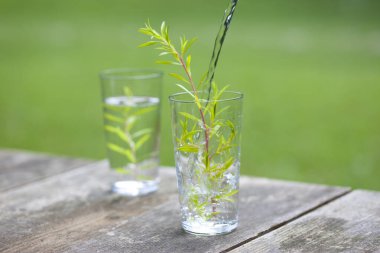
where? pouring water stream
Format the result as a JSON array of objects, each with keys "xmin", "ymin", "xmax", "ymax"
[{"xmin": 202, "ymin": 0, "xmax": 239, "ymax": 100}]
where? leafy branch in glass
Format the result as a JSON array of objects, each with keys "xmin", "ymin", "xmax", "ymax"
[
  {"xmin": 170, "ymin": 91, "xmax": 243, "ymax": 235},
  {"xmin": 100, "ymin": 69, "xmax": 162, "ymax": 196},
  {"xmin": 139, "ymin": 19, "xmax": 243, "ymax": 235}
]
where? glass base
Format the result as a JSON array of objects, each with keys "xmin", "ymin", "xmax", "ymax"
[
  {"xmin": 112, "ymin": 180, "xmax": 158, "ymax": 196},
  {"xmin": 182, "ymin": 220, "xmax": 238, "ymax": 236}
]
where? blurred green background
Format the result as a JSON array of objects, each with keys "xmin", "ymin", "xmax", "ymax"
[{"xmin": 1, "ymin": 0, "xmax": 379, "ymax": 190}]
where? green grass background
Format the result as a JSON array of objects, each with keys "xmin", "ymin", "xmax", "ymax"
[{"xmin": 1, "ymin": 0, "xmax": 379, "ymax": 190}]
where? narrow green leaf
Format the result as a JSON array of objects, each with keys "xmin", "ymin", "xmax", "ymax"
[
  {"xmin": 212, "ymin": 104, "xmax": 217, "ymax": 121},
  {"xmin": 210, "ymin": 124, "xmax": 221, "ymax": 137},
  {"xmin": 204, "ymin": 101, "xmax": 216, "ymax": 122},
  {"xmin": 159, "ymin": 52, "xmax": 170, "ymax": 56},
  {"xmin": 215, "ymin": 157, "xmax": 234, "ymax": 177},
  {"xmin": 180, "ymin": 119, "xmax": 186, "ymax": 130},
  {"xmin": 195, "ymin": 201, "xmax": 208, "ymax": 210},
  {"xmin": 125, "ymin": 149, "xmax": 136, "ymax": 163},
  {"xmin": 212, "ymin": 81, "xmax": 218, "ymax": 95},
  {"xmin": 214, "ymin": 189, "xmax": 239, "ymax": 202},
  {"xmin": 224, "ymin": 189, "xmax": 239, "ymax": 198},
  {"xmin": 155, "ymin": 60, "xmax": 180, "ymax": 65},
  {"xmin": 183, "ymin": 37, "xmax": 197, "ymax": 55},
  {"xmin": 114, "ymin": 167, "xmax": 131, "ymax": 175},
  {"xmin": 104, "ymin": 113, "xmax": 124, "ymax": 124},
  {"xmin": 215, "ymin": 105, "xmax": 231, "ymax": 117},
  {"xmin": 217, "ymin": 144, "xmax": 233, "ymax": 153},
  {"xmin": 224, "ymin": 197, "xmax": 235, "ymax": 202},
  {"xmin": 205, "ymin": 211, "xmax": 221, "ymax": 220},
  {"xmin": 107, "ymin": 143, "xmax": 127, "ymax": 155},
  {"xmin": 179, "ymin": 112, "xmax": 201, "ymax": 123},
  {"xmin": 178, "ymin": 144, "xmax": 199, "ymax": 153},
  {"xmin": 135, "ymin": 134, "xmax": 151, "ymax": 150},
  {"xmin": 180, "ymin": 36, "xmax": 187, "ymax": 54},
  {"xmin": 155, "ymin": 46, "xmax": 167, "ymax": 51},
  {"xmin": 104, "ymin": 125, "xmax": 132, "ymax": 145},
  {"xmin": 133, "ymin": 107, "xmax": 156, "ymax": 116},
  {"xmin": 216, "ymin": 85, "xmax": 230, "ymax": 100},
  {"xmin": 165, "ymin": 25, "xmax": 169, "ymax": 42},
  {"xmin": 186, "ymin": 55, "xmax": 191, "ymax": 68},
  {"xmin": 138, "ymin": 41, "xmax": 159, "ymax": 48},
  {"xmin": 182, "ymin": 129, "xmax": 201, "ymax": 141},
  {"xmin": 138, "ymin": 28, "xmax": 154, "ymax": 36},
  {"xmin": 126, "ymin": 116, "xmax": 137, "ymax": 131},
  {"xmin": 221, "ymin": 135, "xmax": 226, "ymax": 144},
  {"xmin": 107, "ymin": 143, "xmax": 135, "ymax": 162},
  {"xmin": 132, "ymin": 128, "xmax": 152, "ymax": 139},
  {"xmin": 155, "ymin": 44, "xmax": 172, "ymax": 51},
  {"xmin": 198, "ymin": 71, "xmax": 208, "ymax": 89},
  {"xmin": 146, "ymin": 19, "xmax": 151, "ymax": 28},
  {"xmin": 160, "ymin": 21, "xmax": 166, "ymax": 36},
  {"xmin": 176, "ymin": 84, "xmax": 195, "ymax": 98},
  {"xmin": 226, "ymin": 120, "xmax": 236, "ymax": 143},
  {"xmin": 204, "ymin": 97, "xmax": 216, "ymax": 115},
  {"xmin": 169, "ymin": 73, "xmax": 189, "ymax": 84}
]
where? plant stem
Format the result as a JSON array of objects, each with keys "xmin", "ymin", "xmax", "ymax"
[
  {"xmin": 177, "ymin": 54, "xmax": 218, "ymax": 215},
  {"xmin": 211, "ymin": 197, "xmax": 217, "ymax": 213},
  {"xmin": 175, "ymin": 50, "xmax": 210, "ymax": 165}
]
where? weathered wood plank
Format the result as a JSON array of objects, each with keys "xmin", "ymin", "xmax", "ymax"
[
  {"xmin": 0, "ymin": 149, "xmax": 90, "ymax": 192},
  {"xmin": 61, "ymin": 178, "xmax": 349, "ymax": 253},
  {"xmin": 231, "ymin": 190, "xmax": 380, "ymax": 253},
  {"xmin": 0, "ymin": 162, "xmax": 178, "ymax": 253},
  {"xmin": 0, "ymin": 161, "xmax": 349, "ymax": 253},
  {"xmin": 0, "ymin": 151, "xmax": 352, "ymax": 253}
]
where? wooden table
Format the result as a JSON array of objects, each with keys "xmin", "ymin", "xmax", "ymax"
[{"xmin": 0, "ymin": 149, "xmax": 379, "ymax": 253}]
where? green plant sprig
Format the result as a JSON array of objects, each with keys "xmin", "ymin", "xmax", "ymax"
[
  {"xmin": 104, "ymin": 88, "xmax": 155, "ymax": 167},
  {"xmin": 139, "ymin": 21, "xmax": 198, "ymax": 98},
  {"xmin": 139, "ymin": 21, "xmax": 211, "ymax": 162},
  {"xmin": 139, "ymin": 21, "xmax": 239, "ymax": 221}
]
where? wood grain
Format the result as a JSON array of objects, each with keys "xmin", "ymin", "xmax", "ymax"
[
  {"xmin": 0, "ymin": 161, "xmax": 349, "ymax": 253},
  {"xmin": 0, "ymin": 161, "xmax": 178, "ymax": 253},
  {"xmin": 0, "ymin": 149, "xmax": 90, "ymax": 192},
  {"xmin": 59, "ymin": 178, "xmax": 349, "ymax": 253},
  {"xmin": 0, "ymin": 150, "xmax": 354, "ymax": 253},
  {"xmin": 231, "ymin": 190, "xmax": 380, "ymax": 253}
]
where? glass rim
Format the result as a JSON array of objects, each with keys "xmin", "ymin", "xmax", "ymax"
[
  {"xmin": 99, "ymin": 68, "xmax": 163, "ymax": 80},
  {"xmin": 169, "ymin": 91, "xmax": 244, "ymax": 103}
]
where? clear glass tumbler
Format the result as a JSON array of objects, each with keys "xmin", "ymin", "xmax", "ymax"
[
  {"xmin": 169, "ymin": 91, "xmax": 243, "ymax": 235},
  {"xmin": 100, "ymin": 68, "xmax": 162, "ymax": 196}
]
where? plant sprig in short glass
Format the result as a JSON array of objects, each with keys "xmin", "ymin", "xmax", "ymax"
[{"xmin": 139, "ymin": 21, "xmax": 239, "ymax": 220}]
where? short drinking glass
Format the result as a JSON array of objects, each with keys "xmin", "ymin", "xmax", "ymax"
[
  {"xmin": 170, "ymin": 91, "xmax": 243, "ymax": 235},
  {"xmin": 100, "ymin": 68, "xmax": 162, "ymax": 196}
]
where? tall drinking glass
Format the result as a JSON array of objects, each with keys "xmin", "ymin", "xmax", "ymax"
[
  {"xmin": 169, "ymin": 91, "xmax": 243, "ymax": 235},
  {"xmin": 100, "ymin": 69, "xmax": 162, "ymax": 196}
]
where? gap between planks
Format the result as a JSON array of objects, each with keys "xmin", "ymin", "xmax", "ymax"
[{"xmin": 221, "ymin": 189, "xmax": 352, "ymax": 253}]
